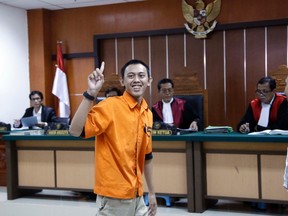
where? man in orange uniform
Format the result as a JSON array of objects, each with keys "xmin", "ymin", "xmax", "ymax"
[{"xmin": 69, "ymin": 59, "xmax": 157, "ymax": 216}]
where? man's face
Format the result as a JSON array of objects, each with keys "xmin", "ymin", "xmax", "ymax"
[
  {"xmin": 30, "ymin": 94, "xmax": 42, "ymax": 108},
  {"xmin": 121, "ymin": 63, "xmax": 152, "ymax": 103},
  {"xmin": 255, "ymin": 82, "xmax": 275, "ymax": 104},
  {"xmin": 159, "ymin": 82, "xmax": 174, "ymax": 103}
]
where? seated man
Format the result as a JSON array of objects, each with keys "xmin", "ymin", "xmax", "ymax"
[
  {"xmin": 152, "ymin": 78, "xmax": 200, "ymax": 131},
  {"xmin": 150, "ymin": 78, "xmax": 201, "ymax": 206},
  {"xmin": 13, "ymin": 90, "xmax": 57, "ymax": 129},
  {"xmin": 238, "ymin": 76, "xmax": 288, "ymax": 210},
  {"xmin": 237, "ymin": 76, "xmax": 288, "ymax": 133}
]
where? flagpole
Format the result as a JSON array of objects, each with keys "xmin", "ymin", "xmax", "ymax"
[{"xmin": 52, "ymin": 41, "xmax": 71, "ymax": 118}]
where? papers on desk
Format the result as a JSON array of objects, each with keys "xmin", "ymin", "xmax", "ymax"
[
  {"xmin": 10, "ymin": 129, "xmax": 44, "ymax": 135},
  {"xmin": 176, "ymin": 128, "xmax": 196, "ymax": 135},
  {"xmin": 248, "ymin": 129, "xmax": 288, "ymax": 135},
  {"xmin": 177, "ymin": 128, "xmax": 194, "ymax": 132},
  {"xmin": 283, "ymin": 148, "xmax": 288, "ymax": 190},
  {"xmin": 21, "ymin": 116, "xmax": 38, "ymax": 127},
  {"xmin": 204, "ymin": 125, "xmax": 233, "ymax": 133}
]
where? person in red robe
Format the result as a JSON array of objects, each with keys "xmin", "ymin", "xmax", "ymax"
[{"xmin": 237, "ymin": 76, "xmax": 288, "ymax": 133}]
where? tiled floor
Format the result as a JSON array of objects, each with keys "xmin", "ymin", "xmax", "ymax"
[{"xmin": 0, "ymin": 187, "xmax": 287, "ymax": 216}]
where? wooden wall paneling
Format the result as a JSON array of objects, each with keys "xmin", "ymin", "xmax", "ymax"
[
  {"xmin": 134, "ymin": 37, "xmax": 151, "ymax": 106},
  {"xmin": 47, "ymin": 0, "xmax": 288, "ymax": 54},
  {"xmin": 167, "ymin": 34, "xmax": 185, "ymax": 78},
  {"xmin": 99, "ymin": 39, "xmax": 118, "ymax": 97},
  {"xmin": 267, "ymin": 25, "xmax": 288, "ymax": 72},
  {"xmin": 42, "ymin": 11, "xmax": 54, "ymax": 107},
  {"xmin": 225, "ymin": 29, "xmax": 245, "ymax": 129},
  {"xmin": 134, "ymin": 37, "xmax": 150, "ymax": 65},
  {"xmin": 150, "ymin": 36, "xmax": 168, "ymax": 106},
  {"xmin": 67, "ymin": 58, "xmax": 94, "ymax": 93},
  {"xmin": 81, "ymin": 22, "xmax": 288, "ymax": 125},
  {"xmin": 100, "ymin": 39, "xmax": 116, "ymax": 74},
  {"xmin": 116, "ymin": 38, "xmax": 133, "ymax": 74},
  {"xmin": 186, "ymin": 34, "xmax": 205, "ymax": 89},
  {"xmin": 68, "ymin": 58, "xmax": 94, "ymax": 117},
  {"xmin": 205, "ymin": 31, "xmax": 225, "ymax": 126},
  {"xmin": 245, "ymin": 28, "xmax": 266, "ymax": 107},
  {"xmin": 51, "ymin": 8, "xmax": 111, "ymax": 53},
  {"xmin": 26, "ymin": 0, "xmax": 288, "ymax": 124},
  {"xmin": 28, "ymin": 10, "xmax": 53, "ymax": 106},
  {"xmin": 217, "ymin": 0, "xmax": 288, "ymax": 24}
]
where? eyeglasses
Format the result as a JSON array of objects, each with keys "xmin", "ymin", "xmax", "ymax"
[
  {"xmin": 255, "ymin": 89, "xmax": 272, "ymax": 96},
  {"xmin": 31, "ymin": 97, "xmax": 41, "ymax": 101},
  {"xmin": 160, "ymin": 88, "xmax": 173, "ymax": 93}
]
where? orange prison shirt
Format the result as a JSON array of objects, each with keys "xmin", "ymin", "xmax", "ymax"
[{"xmin": 84, "ymin": 91, "xmax": 153, "ymax": 199}]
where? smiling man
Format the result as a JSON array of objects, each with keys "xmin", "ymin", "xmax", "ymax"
[
  {"xmin": 237, "ymin": 76, "xmax": 288, "ymax": 133},
  {"xmin": 69, "ymin": 59, "xmax": 157, "ymax": 216}
]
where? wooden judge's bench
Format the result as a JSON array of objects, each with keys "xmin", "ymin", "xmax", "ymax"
[
  {"xmin": 0, "ymin": 131, "xmax": 8, "ymax": 186},
  {"xmin": 3, "ymin": 132, "xmax": 288, "ymax": 213}
]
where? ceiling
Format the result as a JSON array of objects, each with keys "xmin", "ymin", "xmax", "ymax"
[{"xmin": 0, "ymin": 0, "xmax": 145, "ymax": 10}]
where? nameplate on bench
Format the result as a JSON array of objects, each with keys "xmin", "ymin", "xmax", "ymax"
[
  {"xmin": 0, "ymin": 127, "xmax": 9, "ymax": 131},
  {"xmin": 46, "ymin": 130, "xmax": 69, "ymax": 135},
  {"xmin": 152, "ymin": 129, "xmax": 173, "ymax": 136}
]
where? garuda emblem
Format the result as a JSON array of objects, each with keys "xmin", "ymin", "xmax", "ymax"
[{"xmin": 182, "ymin": 0, "xmax": 221, "ymax": 38}]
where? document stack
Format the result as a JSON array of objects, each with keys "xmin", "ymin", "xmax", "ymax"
[{"xmin": 204, "ymin": 125, "xmax": 233, "ymax": 133}]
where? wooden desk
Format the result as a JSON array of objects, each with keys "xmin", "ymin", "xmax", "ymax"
[
  {"xmin": 3, "ymin": 134, "xmax": 196, "ymax": 212},
  {"xmin": 4, "ymin": 132, "xmax": 287, "ymax": 213},
  {"xmin": 191, "ymin": 132, "xmax": 288, "ymax": 213}
]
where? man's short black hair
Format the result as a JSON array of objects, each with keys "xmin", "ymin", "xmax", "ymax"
[
  {"xmin": 29, "ymin": 90, "xmax": 43, "ymax": 100},
  {"xmin": 120, "ymin": 59, "xmax": 150, "ymax": 79},
  {"xmin": 157, "ymin": 78, "xmax": 174, "ymax": 91},
  {"xmin": 257, "ymin": 76, "xmax": 276, "ymax": 90}
]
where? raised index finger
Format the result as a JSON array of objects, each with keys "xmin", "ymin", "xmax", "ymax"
[{"xmin": 97, "ymin": 61, "xmax": 105, "ymax": 75}]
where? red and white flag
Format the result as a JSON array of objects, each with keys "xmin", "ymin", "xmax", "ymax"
[{"xmin": 52, "ymin": 42, "xmax": 70, "ymax": 118}]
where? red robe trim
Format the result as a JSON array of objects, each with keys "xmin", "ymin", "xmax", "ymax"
[
  {"xmin": 251, "ymin": 93, "xmax": 286, "ymax": 123},
  {"xmin": 152, "ymin": 98, "xmax": 186, "ymax": 128}
]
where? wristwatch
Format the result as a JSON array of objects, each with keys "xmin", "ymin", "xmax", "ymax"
[{"xmin": 83, "ymin": 91, "xmax": 95, "ymax": 101}]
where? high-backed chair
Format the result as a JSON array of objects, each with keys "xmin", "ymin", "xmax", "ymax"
[
  {"xmin": 268, "ymin": 64, "xmax": 288, "ymax": 93},
  {"xmin": 173, "ymin": 68, "xmax": 209, "ymax": 129},
  {"xmin": 176, "ymin": 93, "xmax": 207, "ymax": 131}
]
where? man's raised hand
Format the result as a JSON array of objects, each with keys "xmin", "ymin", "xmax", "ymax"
[{"xmin": 87, "ymin": 61, "xmax": 105, "ymax": 96}]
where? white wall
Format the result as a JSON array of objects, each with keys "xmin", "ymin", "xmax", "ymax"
[{"xmin": 0, "ymin": 4, "xmax": 30, "ymax": 126}]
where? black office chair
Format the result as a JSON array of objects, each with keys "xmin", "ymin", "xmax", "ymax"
[{"xmin": 176, "ymin": 94, "xmax": 204, "ymax": 131}]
